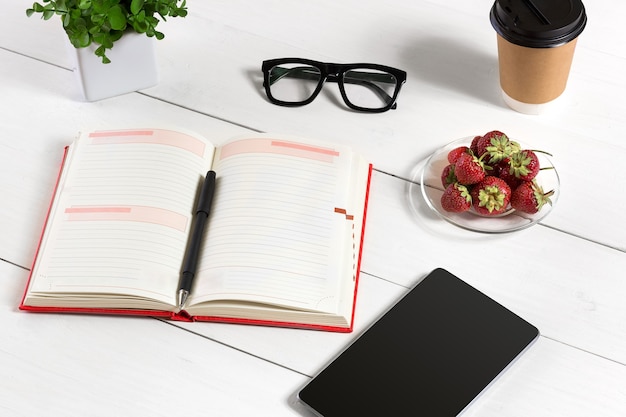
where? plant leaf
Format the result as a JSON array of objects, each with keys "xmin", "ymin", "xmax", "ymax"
[
  {"xmin": 74, "ymin": 28, "xmax": 91, "ymax": 47},
  {"xmin": 95, "ymin": 45, "xmax": 111, "ymax": 64},
  {"xmin": 130, "ymin": 0, "xmax": 145, "ymax": 15},
  {"xmin": 107, "ymin": 5, "xmax": 127, "ymax": 30},
  {"xmin": 55, "ymin": 0, "xmax": 68, "ymax": 13},
  {"xmin": 78, "ymin": 0, "xmax": 92, "ymax": 10}
]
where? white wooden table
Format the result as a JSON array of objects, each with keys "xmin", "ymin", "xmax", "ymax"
[{"xmin": 1, "ymin": 1, "xmax": 625, "ymax": 415}]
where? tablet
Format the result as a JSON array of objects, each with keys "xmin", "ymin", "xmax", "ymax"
[{"xmin": 297, "ymin": 268, "xmax": 539, "ymax": 416}]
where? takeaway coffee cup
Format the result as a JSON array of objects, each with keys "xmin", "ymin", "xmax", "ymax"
[{"xmin": 490, "ymin": 0, "xmax": 587, "ymax": 114}]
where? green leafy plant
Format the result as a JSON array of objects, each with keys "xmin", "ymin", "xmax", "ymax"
[{"xmin": 26, "ymin": 0, "xmax": 188, "ymax": 64}]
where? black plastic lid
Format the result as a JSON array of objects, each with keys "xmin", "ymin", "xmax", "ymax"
[{"xmin": 490, "ymin": 0, "xmax": 587, "ymax": 48}]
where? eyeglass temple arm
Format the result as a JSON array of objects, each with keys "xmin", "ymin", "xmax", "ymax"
[{"xmin": 267, "ymin": 67, "xmax": 398, "ymax": 108}]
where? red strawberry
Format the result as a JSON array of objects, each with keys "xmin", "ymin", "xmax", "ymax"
[
  {"xmin": 441, "ymin": 183, "xmax": 472, "ymax": 213},
  {"xmin": 447, "ymin": 146, "xmax": 469, "ymax": 164},
  {"xmin": 478, "ymin": 130, "xmax": 507, "ymax": 149},
  {"xmin": 476, "ymin": 130, "xmax": 521, "ymax": 164},
  {"xmin": 473, "ymin": 136, "xmax": 490, "ymax": 158},
  {"xmin": 441, "ymin": 164, "xmax": 457, "ymax": 187},
  {"xmin": 454, "ymin": 152, "xmax": 488, "ymax": 185},
  {"xmin": 470, "ymin": 135, "xmax": 482, "ymax": 155},
  {"xmin": 470, "ymin": 176, "xmax": 511, "ymax": 216},
  {"xmin": 495, "ymin": 158, "xmax": 522, "ymax": 190},
  {"xmin": 486, "ymin": 160, "xmax": 501, "ymax": 178},
  {"xmin": 511, "ymin": 180, "xmax": 554, "ymax": 214},
  {"xmin": 507, "ymin": 149, "xmax": 541, "ymax": 182}
]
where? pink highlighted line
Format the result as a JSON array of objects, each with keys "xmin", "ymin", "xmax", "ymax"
[
  {"xmin": 64, "ymin": 205, "xmax": 188, "ymax": 232},
  {"xmin": 219, "ymin": 138, "xmax": 340, "ymax": 163},
  {"xmin": 88, "ymin": 129, "xmax": 207, "ymax": 158},
  {"xmin": 271, "ymin": 141, "xmax": 340, "ymax": 156},
  {"xmin": 65, "ymin": 207, "xmax": 131, "ymax": 214},
  {"xmin": 89, "ymin": 130, "xmax": 155, "ymax": 138}
]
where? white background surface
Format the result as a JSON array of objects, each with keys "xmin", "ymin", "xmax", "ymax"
[{"xmin": 1, "ymin": 1, "xmax": 625, "ymax": 415}]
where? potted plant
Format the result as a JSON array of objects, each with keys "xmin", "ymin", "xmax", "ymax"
[
  {"xmin": 26, "ymin": 0, "xmax": 188, "ymax": 100},
  {"xmin": 27, "ymin": 0, "xmax": 188, "ymax": 63}
]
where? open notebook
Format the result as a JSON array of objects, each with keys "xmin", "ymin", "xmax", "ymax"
[{"xmin": 20, "ymin": 128, "xmax": 371, "ymax": 332}]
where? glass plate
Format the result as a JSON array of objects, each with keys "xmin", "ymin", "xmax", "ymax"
[{"xmin": 408, "ymin": 136, "xmax": 560, "ymax": 233}]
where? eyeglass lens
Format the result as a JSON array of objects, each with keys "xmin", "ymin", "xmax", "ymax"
[
  {"xmin": 343, "ymin": 69, "xmax": 398, "ymax": 109},
  {"xmin": 268, "ymin": 64, "xmax": 399, "ymax": 110},
  {"xmin": 268, "ymin": 64, "xmax": 322, "ymax": 104}
]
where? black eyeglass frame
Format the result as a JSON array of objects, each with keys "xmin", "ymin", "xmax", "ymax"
[{"xmin": 262, "ymin": 58, "xmax": 407, "ymax": 113}]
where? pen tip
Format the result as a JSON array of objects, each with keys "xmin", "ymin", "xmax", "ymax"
[{"xmin": 178, "ymin": 290, "xmax": 189, "ymax": 309}]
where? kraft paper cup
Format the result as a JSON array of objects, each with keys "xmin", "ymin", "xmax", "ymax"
[{"xmin": 490, "ymin": 0, "xmax": 587, "ymax": 114}]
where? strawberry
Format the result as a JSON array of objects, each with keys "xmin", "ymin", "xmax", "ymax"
[
  {"xmin": 495, "ymin": 158, "xmax": 522, "ymax": 190},
  {"xmin": 473, "ymin": 136, "xmax": 490, "ymax": 158},
  {"xmin": 441, "ymin": 164, "xmax": 457, "ymax": 187},
  {"xmin": 476, "ymin": 130, "xmax": 521, "ymax": 164},
  {"xmin": 470, "ymin": 176, "xmax": 511, "ymax": 216},
  {"xmin": 470, "ymin": 135, "xmax": 482, "ymax": 155},
  {"xmin": 506, "ymin": 149, "xmax": 541, "ymax": 182},
  {"xmin": 454, "ymin": 152, "xmax": 488, "ymax": 185},
  {"xmin": 441, "ymin": 183, "xmax": 472, "ymax": 213},
  {"xmin": 447, "ymin": 146, "xmax": 469, "ymax": 164},
  {"xmin": 511, "ymin": 180, "xmax": 554, "ymax": 214}
]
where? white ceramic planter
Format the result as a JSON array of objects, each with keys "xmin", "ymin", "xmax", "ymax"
[{"xmin": 68, "ymin": 32, "xmax": 159, "ymax": 101}]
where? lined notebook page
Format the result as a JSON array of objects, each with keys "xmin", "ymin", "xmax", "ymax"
[
  {"xmin": 189, "ymin": 136, "xmax": 363, "ymax": 313},
  {"xmin": 28, "ymin": 129, "xmax": 214, "ymax": 308}
]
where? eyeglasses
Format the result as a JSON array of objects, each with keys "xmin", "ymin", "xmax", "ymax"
[{"xmin": 262, "ymin": 58, "xmax": 407, "ymax": 113}]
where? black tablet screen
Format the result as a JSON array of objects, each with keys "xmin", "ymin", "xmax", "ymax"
[{"xmin": 298, "ymin": 268, "xmax": 539, "ymax": 416}]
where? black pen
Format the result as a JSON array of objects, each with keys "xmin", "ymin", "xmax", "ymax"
[{"xmin": 178, "ymin": 170, "xmax": 216, "ymax": 309}]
